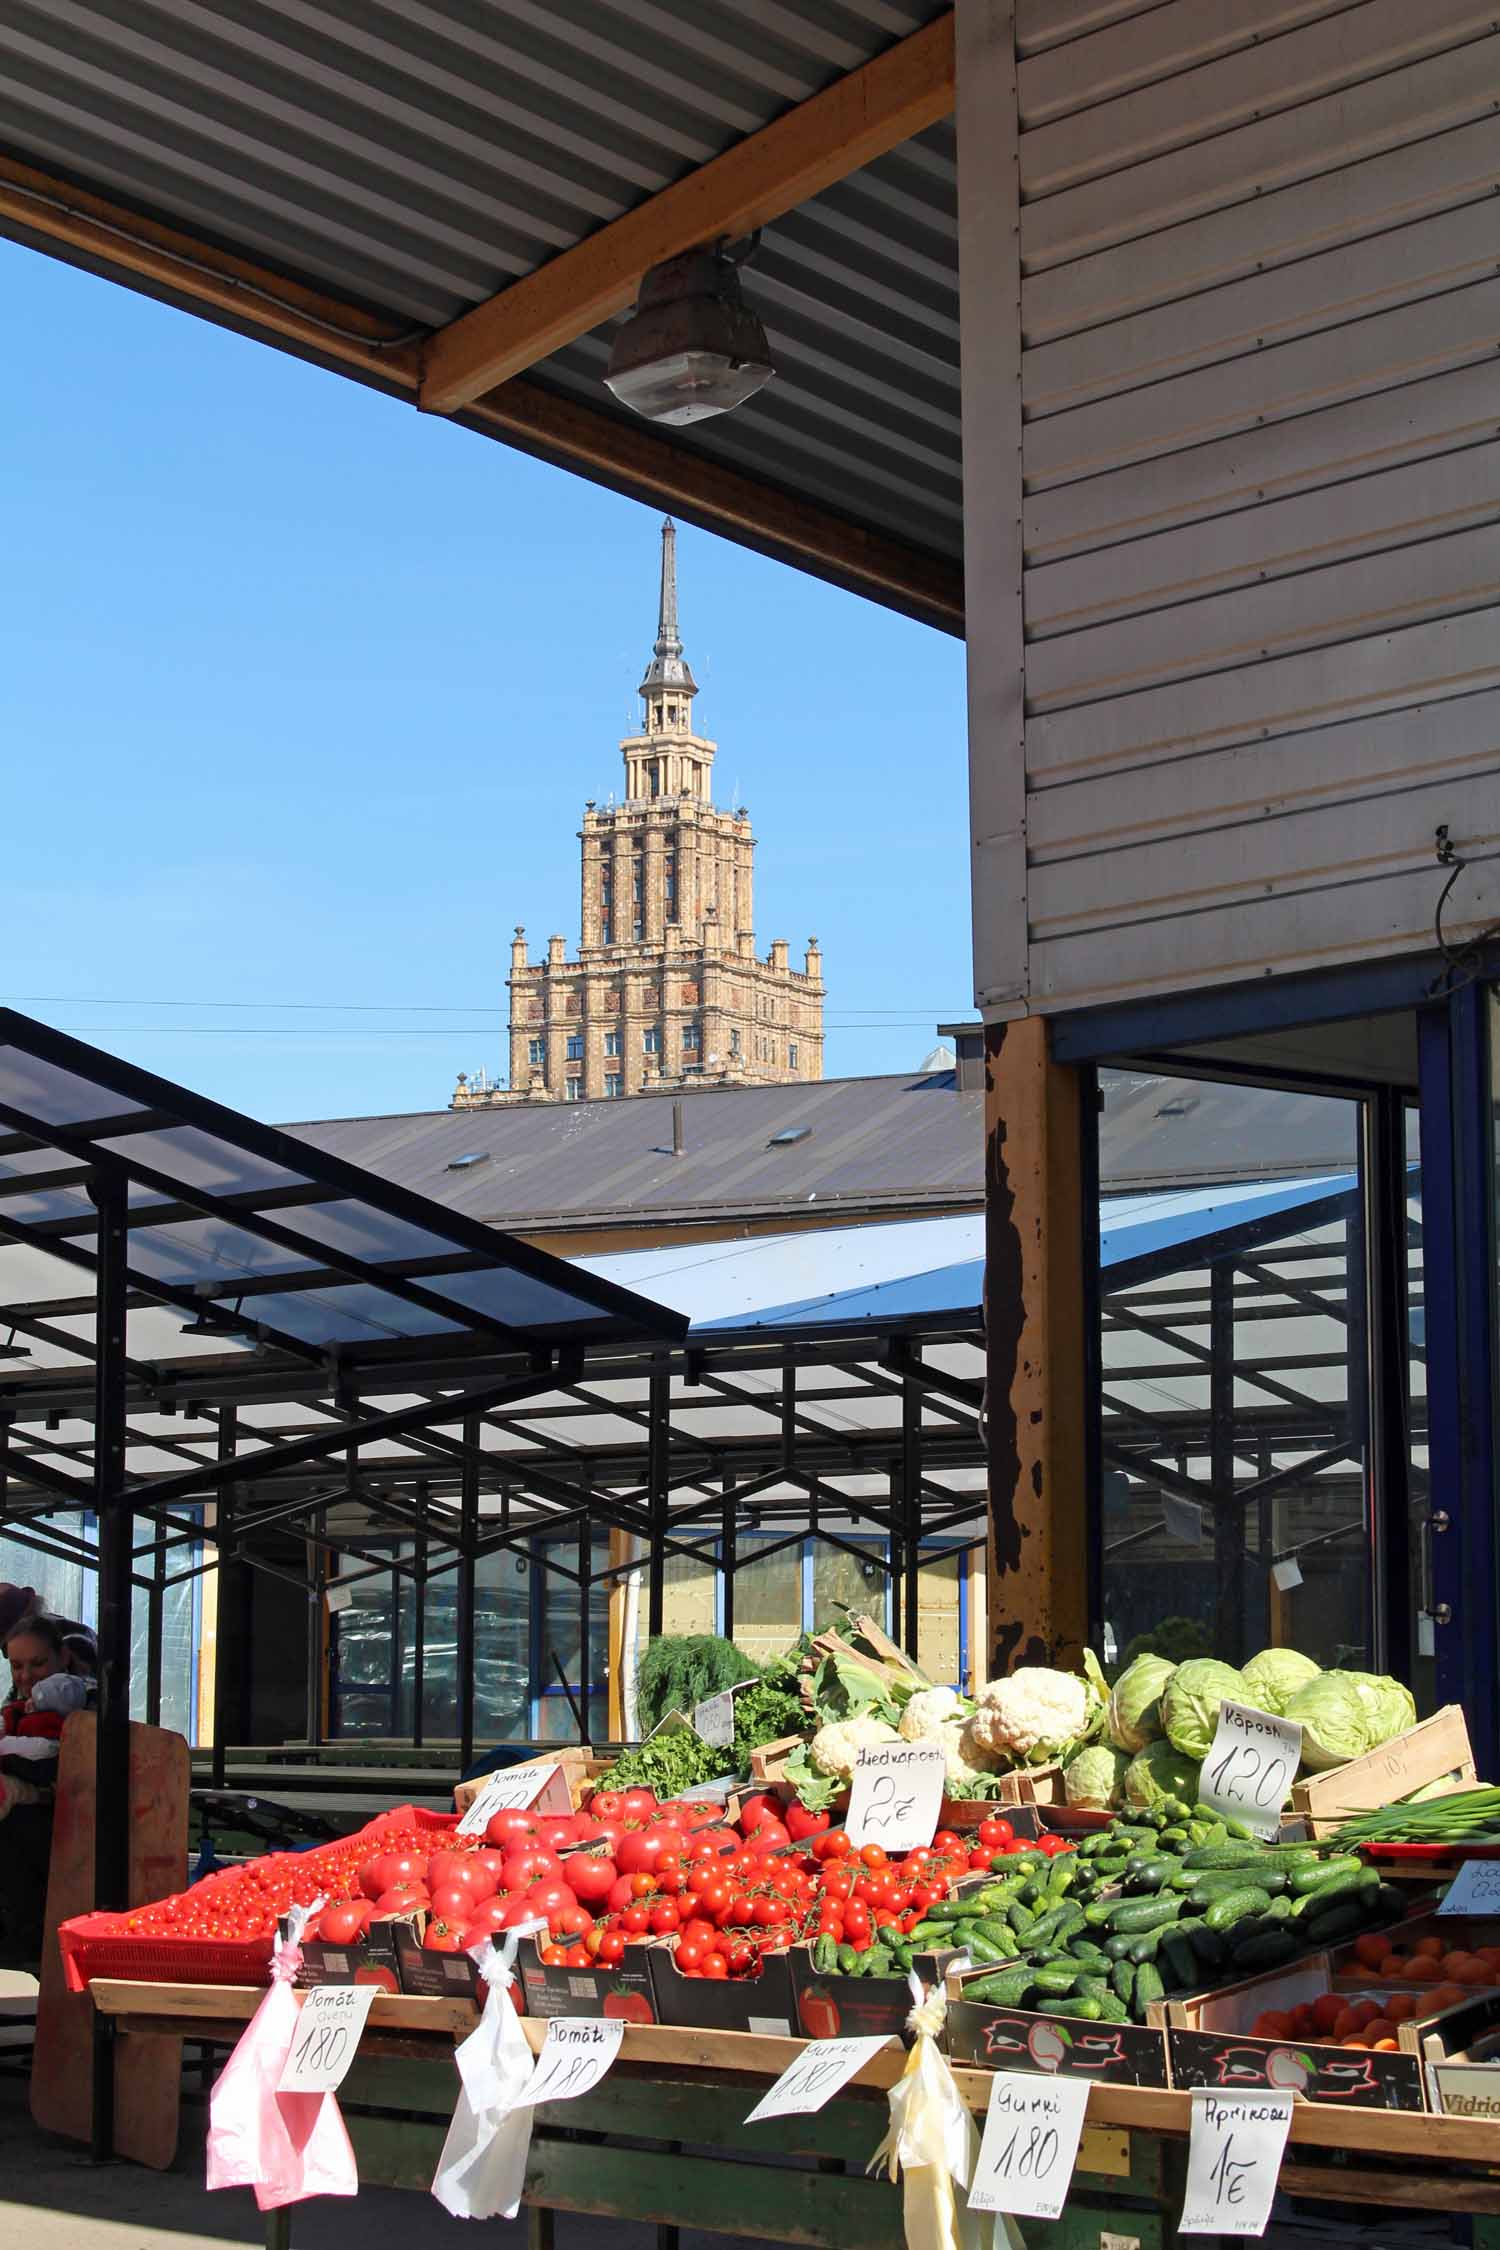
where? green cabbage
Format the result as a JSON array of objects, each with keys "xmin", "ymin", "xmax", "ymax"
[
  {"xmin": 1106, "ymin": 1654, "xmax": 1175, "ymax": 1753},
  {"xmin": 1241, "ymin": 1647, "xmax": 1321, "ymax": 1716},
  {"xmin": 1160, "ymin": 1659, "xmax": 1252, "ymax": 1759},
  {"xmin": 1064, "ymin": 1742, "xmax": 1132, "ymax": 1810},
  {"xmin": 1341, "ymin": 1672, "xmax": 1416, "ymax": 1747},
  {"xmin": 1123, "ymin": 1739, "xmax": 1201, "ymax": 1810},
  {"xmin": 1283, "ymin": 1673, "xmax": 1371, "ymax": 1771}
]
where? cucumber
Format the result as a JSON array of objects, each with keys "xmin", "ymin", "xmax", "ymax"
[
  {"xmin": 1185, "ymin": 1923, "xmax": 1227, "ymax": 1971},
  {"xmin": 1132, "ymin": 1961, "xmax": 1164, "ymax": 2015},
  {"xmin": 1103, "ymin": 1932, "xmax": 1138, "ymax": 1961},
  {"xmin": 1032, "ymin": 1964, "xmax": 1081, "ymax": 1997},
  {"xmin": 1125, "ymin": 1857, "xmax": 1175, "ymax": 1894},
  {"xmin": 975, "ymin": 1916, "xmax": 1018, "ymax": 1949},
  {"xmin": 1159, "ymin": 1928, "xmax": 1199, "ymax": 1989},
  {"xmin": 836, "ymin": 1944, "xmax": 860, "ymax": 1975},
  {"xmin": 1189, "ymin": 1870, "xmax": 1287, "ymax": 1909},
  {"xmin": 1110, "ymin": 1960, "xmax": 1135, "ymax": 2007},
  {"xmin": 966, "ymin": 1932, "xmax": 1009, "ymax": 1965},
  {"xmin": 1304, "ymin": 1900, "xmax": 1373, "ymax": 1946},
  {"xmin": 1289, "ymin": 1867, "xmax": 1376, "ymax": 1918},
  {"xmin": 1064, "ymin": 1941, "xmax": 1112, "ymax": 1973},
  {"xmin": 1290, "ymin": 1857, "xmax": 1363, "ymax": 1896},
  {"xmin": 1126, "ymin": 1929, "xmax": 1167, "ymax": 1964},
  {"xmin": 1204, "ymin": 1887, "xmax": 1271, "ymax": 1931},
  {"xmin": 864, "ymin": 1946, "xmax": 893, "ymax": 1978},
  {"xmin": 1037, "ymin": 1995, "xmax": 1102, "ymax": 2018},
  {"xmin": 1233, "ymin": 1930, "xmax": 1300, "ymax": 1972},
  {"xmin": 965, "ymin": 1969, "xmax": 1035, "ymax": 2007},
  {"xmin": 1047, "ymin": 1858, "xmax": 1079, "ymax": 1897},
  {"xmin": 811, "ymin": 1935, "xmax": 838, "ymax": 1975},
  {"xmin": 1096, "ymin": 1995, "xmax": 1130, "ymax": 2024},
  {"xmin": 1107, "ymin": 1894, "xmax": 1185, "ymax": 1934},
  {"xmin": 1076, "ymin": 1974, "xmax": 1111, "ymax": 2003}
]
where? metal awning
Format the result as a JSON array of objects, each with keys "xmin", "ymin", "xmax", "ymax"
[{"xmin": 0, "ymin": 3, "xmax": 961, "ymax": 629}]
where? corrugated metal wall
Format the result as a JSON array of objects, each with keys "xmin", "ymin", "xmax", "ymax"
[{"xmin": 965, "ymin": 0, "xmax": 1500, "ymax": 1012}]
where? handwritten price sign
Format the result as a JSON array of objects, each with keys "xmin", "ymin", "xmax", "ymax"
[
  {"xmin": 1439, "ymin": 1859, "xmax": 1500, "ymax": 1915},
  {"xmin": 844, "ymin": 1742, "xmax": 945, "ymax": 1852},
  {"xmin": 277, "ymin": 1983, "xmax": 379, "ymax": 2094},
  {"xmin": 744, "ymin": 2036, "xmax": 893, "ymax": 2125},
  {"xmin": 1199, "ymin": 1703, "xmax": 1302, "ymax": 1839},
  {"xmin": 693, "ymin": 1680, "xmax": 754, "ymax": 1749},
  {"xmin": 1179, "ymin": 2089, "xmax": 1293, "ymax": 2236},
  {"xmin": 457, "ymin": 1761, "xmax": 570, "ymax": 1835},
  {"xmin": 516, "ymin": 2017, "xmax": 623, "ymax": 2109},
  {"xmin": 967, "ymin": 2072, "xmax": 1090, "ymax": 2221}
]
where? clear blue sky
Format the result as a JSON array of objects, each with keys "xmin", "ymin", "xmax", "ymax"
[{"xmin": 0, "ymin": 240, "xmax": 971, "ymax": 1124}]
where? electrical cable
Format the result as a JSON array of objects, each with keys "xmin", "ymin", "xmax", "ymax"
[{"xmin": 1426, "ymin": 824, "xmax": 1500, "ymax": 999}]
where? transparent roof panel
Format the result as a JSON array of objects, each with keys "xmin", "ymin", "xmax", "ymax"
[{"xmin": 0, "ymin": 1010, "xmax": 684, "ymax": 1368}]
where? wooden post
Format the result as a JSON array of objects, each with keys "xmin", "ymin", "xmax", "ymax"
[{"xmin": 983, "ymin": 1015, "xmax": 1089, "ymax": 1676}]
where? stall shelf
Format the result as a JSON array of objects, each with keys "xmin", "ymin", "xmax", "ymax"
[{"xmin": 89, "ymin": 1980, "xmax": 1500, "ymax": 2247}]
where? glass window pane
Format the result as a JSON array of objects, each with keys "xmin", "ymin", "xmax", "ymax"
[
  {"xmin": 1099, "ymin": 1071, "xmax": 1369, "ymax": 1671},
  {"xmin": 809, "ymin": 1538, "xmax": 887, "ymax": 1634},
  {"xmin": 916, "ymin": 1550, "xmax": 964, "ymax": 1687},
  {"xmin": 734, "ymin": 1538, "xmax": 801, "ymax": 1666}
]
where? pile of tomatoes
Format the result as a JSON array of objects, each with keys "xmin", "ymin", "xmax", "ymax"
[{"xmin": 117, "ymin": 1784, "xmax": 1070, "ymax": 1988}]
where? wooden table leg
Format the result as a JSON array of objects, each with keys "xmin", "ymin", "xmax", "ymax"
[
  {"xmin": 527, "ymin": 2206, "xmax": 555, "ymax": 2250},
  {"xmin": 264, "ymin": 2209, "xmax": 292, "ymax": 2250}
]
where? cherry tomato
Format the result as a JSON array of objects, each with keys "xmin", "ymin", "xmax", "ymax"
[
  {"xmin": 700, "ymin": 1952, "xmax": 729, "ymax": 1979},
  {"xmin": 858, "ymin": 1844, "xmax": 889, "ymax": 1870},
  {"xmin": 649, "ymin": 1902, "xmax": 681, "ymax": 1935},
  {"xmin": 978, "ymin": 1818, "xmax": 1015, "ymax": 1850}
]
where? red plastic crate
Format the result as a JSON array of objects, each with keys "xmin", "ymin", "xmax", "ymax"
[{"xmin": 58, "ymin": 1802, "xmax": 463, "ymax": 1992}]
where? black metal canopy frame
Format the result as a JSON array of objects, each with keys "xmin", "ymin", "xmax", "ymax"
[{"xmin": 0, "ymin": 1008, "xmax": 991, "ymax": 1828}]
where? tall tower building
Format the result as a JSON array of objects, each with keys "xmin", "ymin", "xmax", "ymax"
[{"xmin": 454, "ymin": 520, "xmax": 824, "ymax": 1108}]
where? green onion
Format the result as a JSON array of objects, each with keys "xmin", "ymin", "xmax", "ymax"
[{"xmin": 1333, "ymin": 1785, "xmax": 1500, "ymax": 1846}]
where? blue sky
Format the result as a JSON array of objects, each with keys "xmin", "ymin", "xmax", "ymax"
[{"xmin": 0, "ymin": 240, "xmax": 970, "ymax": 1124}]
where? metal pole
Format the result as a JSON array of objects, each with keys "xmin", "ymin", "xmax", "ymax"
[
  {"xmin": 146, "ymin": 1513, "xmax": 165, "ymax": 1729},
  {"xmin": 577, "ymin": 1504, "xmax": 591, "ymax": 1744},
  {"xmin": 901, "ymin": 1358, "xmax": 922, "ymax": 1656},
  {"xmin": 211, "ymin": 1410, "xmax": 236, "ymax": 1788},
  {"xmin": 720, "ymin": 1479, "xmax": 736, "ymax": 1641},
  {"xmin": 458, "ymin": 1420, "xmax": 478, "ymax": 1771},
  {"xmin": 411, "ymin": 1482, "xmax": 428, "ymax": 1750},
  {"xmin": 90, "ymin": 1166, "xmax": 129, "ymax": 2162},
  {"xmin": 1363, "ymin": 1087, "xmax": 1413, "ymax": 1680},
  {"xmin": 1210, "ymin": 1262, "xmax": 1240, "ymax": 1659},
  {"xmin": 647, "ymin": 1366, "xmax": 669, "ymax": 1635},
  {"xmin": 304, "ymin": 1514, "xmax": 325, "ymax": 1751}
]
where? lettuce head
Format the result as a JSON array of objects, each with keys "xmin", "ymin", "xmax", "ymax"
[
  {"xmin": 1283, "ymin": 1672, "xmax": 1371, "ymax": 1771},
  {"xmin": 1123, "ymin": 1738, "xmax": 1201, "ymax": 1810},
  {"xmin": 1064, "ymin": 1742, "xmax": 1132, "ymax": 1810},
  {"xmin": 1341, "ymin": 1672, "xmax": 1416, "ymax": 1747},
  {"xmin": 1106, "ymin": 1653, "xmax": 1175, "ymax": 1753},
  {"xmin": 1160, "ymin": 1658, "xmax": 1252, "ymax": 1759},
  {"xmin": 1241, "ymin": 1647, "xmax": 1320, "ymax": 1715}
]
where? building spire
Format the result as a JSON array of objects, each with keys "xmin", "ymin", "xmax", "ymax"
[{"xmin": 639, "ymin": 516, "xmax": 698, "ymax": 704}]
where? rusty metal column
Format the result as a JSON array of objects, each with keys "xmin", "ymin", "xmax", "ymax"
[
  {"xmin": 647, "ymin": 1366, "xmax": 669, "ymax": 1633},
  {"xmin": 983, "ymin": 1016, "xmax": 1088, "ymax": 1676}
]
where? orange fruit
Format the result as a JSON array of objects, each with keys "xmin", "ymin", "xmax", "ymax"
[
  {"xmin": 1372, "ymin": 2038, "xmax": 1399, "ymax": 2051},
  {"xmin": 1353, "ymin": 1933, "xmax": 1389, "ymax": 1969},
  {"xmin": 1405, "ymin": 1956, "xmax": 1440, "ymax": 1981},
  {"xmin": 1310, "ymin": 1994, "xmax": 1346, "ymax": 2034},
  {"xmin": 1379, "ymin": 1954, "xmax": 1408, "ymax": 1977},
  {"xmin": 1332, "ymin": 2007, "xmax": 1364, "ymax": 2041},
  {"xmin": 1416, "ymin": 1936, "xmax": 1445, "ymax": 1958}
]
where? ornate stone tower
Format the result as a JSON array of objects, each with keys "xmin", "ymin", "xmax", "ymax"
[{"xmin": 454, "ymin": 520, "xmax": 824, "ymax": 1108}]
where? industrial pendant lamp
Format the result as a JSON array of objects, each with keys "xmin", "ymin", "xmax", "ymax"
[{"xmin": 604, "ymin": 240, "xmax": 774, "ymax": 426}]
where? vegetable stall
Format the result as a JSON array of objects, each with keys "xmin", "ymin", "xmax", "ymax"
[{"xmin": 59, "ymin": 1618, "xmax": 1500, "ymax": 2249}]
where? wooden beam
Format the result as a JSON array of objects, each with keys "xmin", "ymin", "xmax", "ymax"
[
  {"xmin": 983, "ymin": 1015, "xmax": 1089, "ymax": 1676},
  {"xmin": 0, "ymin": 152, "xmax": 962, "ymax": 636},
  {"xmin": 419, "ymin": 13, "xmax": 956, "ymax": 414}
]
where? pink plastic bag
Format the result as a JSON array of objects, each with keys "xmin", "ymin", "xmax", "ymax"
[{"xmin": 206, "ymin": 1903, "xmax": 358, "ymax": 2212}]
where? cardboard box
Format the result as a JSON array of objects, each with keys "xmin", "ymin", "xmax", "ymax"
[
  {"xmin": 1162, "ymin": 1955, "xmax": 1483, "ymax": 2109},
  {"xmin": 943, "ymin": 1962, "xmax": 1169, "ymax": 2086},
  {"xmin": 1328, "ymin": 1909, "xmax": 1500, "ymax": 1985},
  {"xmin": 787, "ymin": 1939, "xmax": 957, "ymax": 2041},
  {"xmin": 515, "ymin": 1934, "xmax": 657, "ymax": 2023},
  {"xmin": 646, "ymin": 1942, "xmax": 796, "ymax": 2036},
  {"xmin": 292, "ymin": 1916, "xmax": 404, "ymax": 1994},
  {"xmin": 1290, "ymin": 1706, "xmax": 1477, "ymax": 1836},
  {"xmin": 390, "ymin": 1923, "xmax": 487, "ymax": 2004}
]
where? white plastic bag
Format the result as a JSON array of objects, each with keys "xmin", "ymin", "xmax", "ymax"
[{"xmin": 430, "ymin": 1924, "xmax": 544, "ymax": 2222}]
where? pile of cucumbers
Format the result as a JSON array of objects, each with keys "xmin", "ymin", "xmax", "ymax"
[{"xmin": 905, "ymin": 1797, "xmax": 1406, "ymax": 2026}]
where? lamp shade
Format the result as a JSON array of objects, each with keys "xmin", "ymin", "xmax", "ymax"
[{"xmin": 605, "ymin": 248, "xmax": 774, "ymax": 427}]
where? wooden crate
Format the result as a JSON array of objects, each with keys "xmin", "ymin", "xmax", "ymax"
[{"xmin": 1290, "ymin": 1705, "xmax": 1477, "ymax": 1837}]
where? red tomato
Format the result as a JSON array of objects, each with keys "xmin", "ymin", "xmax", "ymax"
[
  {"xmin": 431, "ymin": 1883, "xmax": 481, "ymax": 1922},
  {"xmin": 858, "ymin": 1845, "xmax": 889, "ymax": 1870},
  {"xmin": 551, "ymin": 1905, "xmax": 591, "ymax": 1939},
  {"xmin": 622, "ymin": 1905, "xmax": 652, "ymax": 1934},
  {"xmin": 598, "ymin": 1930, "xmax": 627, "ymax": 1964},
  {"xmin": 589, "ymin": 1790, "xmax": 624, "ymax": 1820},
  {"xmin": 372, "ymin": 1884, "xmax": 429, "ymax": 1916},
  {"xmin": 315, "ymin": 1901, "xmax": 372, "ymax": 1945},
  {"xmin": 606, "ymin": 1875, "xmax": 636, "ymax": 1914},
  {"xmin": 675, "ymin": 1936, "xmax": 706, "ymax": 1970},
  {"xmin": 813, "ymin": 1832, "xmax": 852, "ymax": 1862},
  {"xmin": 784, "ymin": 1804, "xmax": 831, "ymax": 1842},
  {"xmin": 649, "ymin": 1902, "xmax": 681, "ymax": 1935},
  {"xmin": 629, "ymin": 1873, "xmax": 658, "ymax": 1899},
  {"xmin": 723, "ymin": 1938, "xmax": 754, "ymax": 1975},
  {"xmin": 494, "ymin": 1893, "xmax": 543, "ymax": 1930},
  {"xmin": 619, "ymin": 1787, "xmax": 658, "ymax": 1822},
  {"xmin": 527, "ymin": 1878, "xmax": 579, "ymax": 1919},
  {"xmin": 359, "ymin": 1850, "xmax": 424, "ymax": 1901},
  {"xmin": 700, "ymin": 1952, "xmax": 729, "ymax": 1979},
  {"xmin": 484, "ymin": 1808, "xmax": 539, "ymax": 1848},
  {"xmin": 534, "ymin": 1814, "xmax": 582, "ymax": 1851},
  {"xmin": 465, "ymin": 1896, "xmax": 518, "ymax": 1935},
  {"xmin": 541, "ymin": 1943, "xmax": 569, "ymax": 1966},
  {"xmin": 978, "ymin": 1818, "xmax": 1015, "ymax": 1849},
  {"xmin": 423, "ymin": 1919, "xmax": 466, "ymax": 1953},
  {"xmin": 503, "ymin": 1848, "xmax": 563, "ymax": 1891},
  {"xmin": 617, "ymin": 1826, "xmax": 686, "ymax": 1877},
  {"xmin": 743, "ymin": 1820, "xmax": 791, "ymax": 1856},
  {"xmin": 932, "ymin": 1831, "xmax": 962, "ymax": 1854},
  {"xmin": 821, "ymin": 1869, "xmax": 855, "ymax": 1901},
  {"xmin": 737, "ymin": 1794, "xmax": 782, "ymax": 1833},
  {"xmin": 567, "ymin": 1854, "xmax": 619, "ymax": 1905}
]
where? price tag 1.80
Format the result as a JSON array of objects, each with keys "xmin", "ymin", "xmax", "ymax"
[
  {"xmin": 457, "ymin": 1761, "xmax": 569, "ymax": 1836},
  {"xmin": 744, "ymin": 2035, "xmax": 893, "ymax": 2125},
  {"xmin": 966, "ymin": 2071, "xmax": 1091, "ymax": 2221},
  {"xmin": 1179, "ymin": 2089, "xmax": 1293, "ymax": 2237},
  {"xmin": 844, "ymin": 1742, "xmax": 946, "ymax": 1853},
  {"xmin": 1199, "ymin": 1703, "xmax": 1302, "ymax": 1840},
  {"xmin": 277, "ymin": 1982, "xmax": 379, "ymax": 2094},
  {"xmin": 515, "ymin": 2017, "xmax": 623, "ymax": 2109}
]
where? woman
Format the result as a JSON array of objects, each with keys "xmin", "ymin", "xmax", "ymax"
[{"xmin": 0, "ymin": 1615, "xmax": 92, "ymax": 1968}]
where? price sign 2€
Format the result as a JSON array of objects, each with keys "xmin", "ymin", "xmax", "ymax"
[
  {"xmin": 844, "ymin": 1742, "xmax": 946, "ymax": 1853},
  {"xmin": 1200, "ymin": 1702, "xmax": 1302, "ymax": 1839}
]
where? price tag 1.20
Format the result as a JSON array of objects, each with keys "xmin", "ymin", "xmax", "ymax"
[
  {"xmin": 693, "ymin": 1679, "xmax": 755, "ymax": 1749},
  {"xmin": 844, "ymin": 1742, "xmax": 946, "ymax": 1853},
  {"xmin": 515, "ymin": 2017, "xmax": 624, "ymax": 2109},
  {"xmin": 457, "ymin": 1761, "xmax": 570, "ymax": 1836},
  {"xmin": 744, "ymin": 2035, "xmax": 894, "ymax": 2125},
  {"xmin": 1179, "ymin": 2089, "xmax": 1293, "ymax": 2237},
  {"xmin": 277, "ymin": 1982, "xmax": 379, "ymax": 2094},
  {"xmin": 966, "ymin": 2071, "xmax": 1091, "ymax": 2221},
  {"xmin": 1199, "ymin": 1702, "xmax": 1303, "ymax": 1840}
]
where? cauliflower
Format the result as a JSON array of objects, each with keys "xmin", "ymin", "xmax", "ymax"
[
  {"xmin": 808, "ymin": 1712, "xmax": 899, "ymax": 1782},
  {"xmin": 963, "ymin": 1666, "xmax": 1099, "ymax": 1767},
  {"xmin": 936, "ymin": 1720, "xmax": 989, "ymax": 1788},
  {"xmin": 898, "ymin": 1685, "xmax": 964, "ymax": 1743}
]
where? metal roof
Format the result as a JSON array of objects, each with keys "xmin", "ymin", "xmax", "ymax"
[
  {"xmin": 287, "ymin": 1069, "xmax": 981, "ymax": 1234},
  {"xmin": 0, "ymin": 1, "xmax": 960, "ymax": 603}
]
